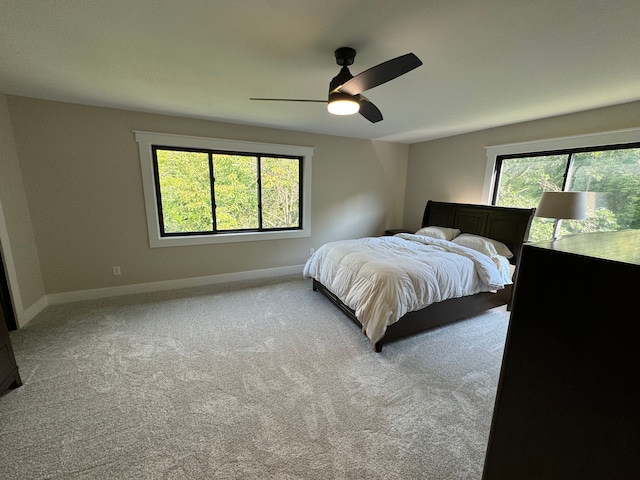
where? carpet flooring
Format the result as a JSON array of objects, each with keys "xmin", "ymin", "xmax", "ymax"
[{"xmin": 0, "ymin": 275, "xmax": 509, "ymax": 479}]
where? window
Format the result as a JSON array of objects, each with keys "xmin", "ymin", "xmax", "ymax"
[
  {"xmin": 135, "ymin": 132, "xmax": 313, "ymax": 247},
  {"xmin": 484, "ymin": 129, "xmax": 640, "ymax": 242},
  {"xmin": 153, "ymin": 147, "xmax": 301, "ymax": 235}
]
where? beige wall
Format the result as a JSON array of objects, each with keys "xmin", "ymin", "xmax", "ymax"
[
  {"xmin": 404, "ymin": 101, "xmax": 640, "ymax": 231},
  {"xmin": 6, "ymin": 96, "xmax": 408, "ymax": 296},
  {"xmin": 5, "ymin": 93, "xmax": 639, "ymax": 322},
  {"xmin": 0, "ymin": 94, "xmax": 46, "ymax": 326}
]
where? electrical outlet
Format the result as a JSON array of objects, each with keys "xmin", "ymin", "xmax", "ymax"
[
  {"xmin": 309, "ymin": 248, "xmax": 315, "ymax": 256},
  {"xmin": 112, "ymin": 266, "xmax": 121, "ymax": 276}
]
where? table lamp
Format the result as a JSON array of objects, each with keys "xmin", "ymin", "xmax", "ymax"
[{"xmin": 535, "ymin": 191, "xmax": 587, "ymax": 240}]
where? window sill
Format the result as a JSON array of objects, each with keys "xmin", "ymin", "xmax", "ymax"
[{"xmin": 150, "ymin": 229, "xmax": 310, "ymax": 248}]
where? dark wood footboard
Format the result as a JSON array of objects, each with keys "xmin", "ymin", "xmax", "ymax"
[{"xmin": 313, "ymin": 278, "xmax": 512, "ymax": 352}]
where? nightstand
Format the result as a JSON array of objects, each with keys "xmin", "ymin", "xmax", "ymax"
[{"xmin": 384, "ymin": 229, "xmax": 412, "ymax": 236}]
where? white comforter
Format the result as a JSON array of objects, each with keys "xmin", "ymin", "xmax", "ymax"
[{"xmin": 303, "ymin": 233, "xmax": 512, "ymax": 345}]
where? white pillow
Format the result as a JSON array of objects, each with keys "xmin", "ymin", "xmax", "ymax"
[
  {"xmin": 414, "ymin": 226, "xmax": 461, "ymax": 241},
  {"xmin": 452, "ymin": 234, "xmax": 514, "ymax": 258}
]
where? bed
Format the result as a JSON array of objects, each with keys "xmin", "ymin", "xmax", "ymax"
[{"xmin": 304, "ymin": 200, "xmax": 536, "ymax": 352}]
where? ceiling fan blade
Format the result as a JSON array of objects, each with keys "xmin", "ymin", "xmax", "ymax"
[
  {"xmin": 339, "ymin": 53, "xmax": 422, "ymax": 96},
  {"xmin": 358, "ymin": 96, "xmax": 383, "ymax": 123},
  {"xmin": 250, "ymin": 98, "xmax": 327, "ymax": 103}
]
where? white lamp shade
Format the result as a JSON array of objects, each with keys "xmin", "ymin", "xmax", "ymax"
[{"xmin": 535, "ymin": 191, "xmax": 587, "ymax": 220}]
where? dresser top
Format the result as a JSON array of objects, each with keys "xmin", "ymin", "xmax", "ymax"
[{"xmin": 527, "ymin": 230, "xmax": 640, "ymax": 266}]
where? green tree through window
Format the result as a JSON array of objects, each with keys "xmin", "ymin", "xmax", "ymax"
[
  {"xmin": 493, "ymin": 144, "xmax": 640, "ymax": 242},
  {"xmin": 213, "ymin": 154, "xmax": 259, "ymax": 230},
  {"xmin": 155, "ymin": 149, "xmax": 212, "ymax": 233},
  {"xmin": 153, "ymin": 146, "xmax": 301, "ymax": 236}
]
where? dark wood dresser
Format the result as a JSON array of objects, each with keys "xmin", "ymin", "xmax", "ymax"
[
  {"xmin": 0, "ymin": 303, "xmax": 21, "ymax": 396},
  {"xmin": 483, "ymin": 230, "xmax": 640, "ymax": 479}
]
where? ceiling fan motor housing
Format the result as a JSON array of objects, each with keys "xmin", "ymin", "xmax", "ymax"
[
  {"xmin": 330, "ymin": 67, "xmax": 354, "ymax": 92},
  {"xmin": 334, "ymin": 47, "xmax": 356, "ymax": 66},
  {"xmin": 330, "ymin": 47, "xmax": 357, "ymax": 93}
]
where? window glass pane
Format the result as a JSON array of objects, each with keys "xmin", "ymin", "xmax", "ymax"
[
  {"xmin": 495, "ymin": 155, "xmax": 567, "ymax": 241},
  {"xmin": 261, "ymin": 157, "xmax": 300, "ymax": 229},
  {"xmin": 156, "ymin": 149, "xmax": 212, "ymax": 233},
  {"xmin": 213, "ymin": 154, "xmax": 258, "ymax": 230},
  {"xmin": 569, "ymin": 148, "xmax": 640, "ymax": 232}
]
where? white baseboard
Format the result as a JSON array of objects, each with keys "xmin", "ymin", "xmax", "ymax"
[
  {"xmin": 20, "ymin": 265, "xmax": 306, "ymax": 327},
  {"xmin": 48, "ymin": 264, "xmax": 306, "ymax": 304}
]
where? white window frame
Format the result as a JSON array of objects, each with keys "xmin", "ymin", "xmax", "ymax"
[
  {"xmin": 135, "ymin": 131, "xmax": 313, "ymax": 247},
  {"xmin": 482, "ymin": 127, "xmax": 640, "ymax": 203}
]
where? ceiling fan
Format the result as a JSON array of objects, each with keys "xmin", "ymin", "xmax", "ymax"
[{"xmin": 250, "ymin": 47, "xmax": 422, "ymax": 123}]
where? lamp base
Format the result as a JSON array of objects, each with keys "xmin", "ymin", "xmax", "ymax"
[{"xmin": 552, "ymin": 219, "xmax": 561, "ymax": 240}]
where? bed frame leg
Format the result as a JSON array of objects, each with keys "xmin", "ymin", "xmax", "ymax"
[{"xmin": 373, "ymin": 342, "xmax": 382, "ymax": 353}]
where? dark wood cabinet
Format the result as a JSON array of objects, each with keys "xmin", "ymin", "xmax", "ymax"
[
  {"xmin": 0, "ymin": 301, "xmax": 21, "ymax": 396},
  {"xmin": 483, "ymin": 230, "xmax": 640, "ymax": 479}
]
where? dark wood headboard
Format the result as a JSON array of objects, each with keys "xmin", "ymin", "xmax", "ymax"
[{"xmin": 422, "ymin": 200, "xmax": 536, "ymax": 265}]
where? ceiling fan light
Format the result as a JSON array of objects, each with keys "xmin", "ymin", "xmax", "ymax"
[{"xmin": 327, "ymin": 93, "xmax": 360, "ymax": 115}]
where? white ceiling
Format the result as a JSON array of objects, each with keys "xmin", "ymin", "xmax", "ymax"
[{"xmin": 2, "ymin": 0, "xmax": 640, "ymax": 144}]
